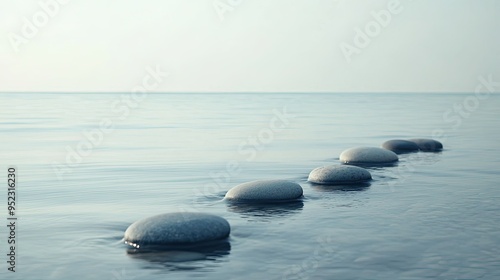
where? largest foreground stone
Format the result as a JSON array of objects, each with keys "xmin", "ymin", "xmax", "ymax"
[{"xmin": 124, "ymin": 212, "xmax": 230, "ymax": 247}]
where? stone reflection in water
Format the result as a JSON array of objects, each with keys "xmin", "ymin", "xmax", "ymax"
[
  {"xmin": 126, "ymin": 239, "xmax": 231, "ymax": 269},
  {"xmin": 310, "ymin": 181, "xmax": 371, "ymax": 192},
  {"xmin": 226, "ymin": 200, "xmax": 304, "ymax": 218}
]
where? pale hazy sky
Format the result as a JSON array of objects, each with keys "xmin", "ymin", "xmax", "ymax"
[{"xmin": 1, "ymin": 0, "xmax": 499, "ymax": 92}]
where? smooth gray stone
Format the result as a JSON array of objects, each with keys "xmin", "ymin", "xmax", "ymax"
[
  {"xmin": 308, "ymin": 165, "xmax": 372, "ymax": 185},
  {"xmin": 225, "ymin": 179, "xmax": 303, "ymax": 202},
  {"xmin": 408, "ymin": 138, "xmax": 443, "ymax": 152},
  {"xmin": 382, "ymin": 139, "xmax": 420, "ymax": 154},
  {"xmin": 124, "ymin": 212, "xmax": 230, "ymax": 246},
  {"xmin": 340, "ymin": 147, "xmax": 398, "ymax": 164}
]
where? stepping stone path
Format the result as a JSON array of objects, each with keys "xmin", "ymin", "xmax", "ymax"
[{"xmin": 124, "ymin": 138, "xmax": 444, "ymax": 255}]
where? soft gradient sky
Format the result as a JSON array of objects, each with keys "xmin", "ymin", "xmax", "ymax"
[{"xmin": 1, "ymin": 0, "xmax": 499, "ymax": 92}]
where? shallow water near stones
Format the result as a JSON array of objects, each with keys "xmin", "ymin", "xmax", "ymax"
[
  {"xmin": 310, "ymin": 182, "xmax": 372, "ymax": 192},
  {"xmin": 126, "ymin": 239, "xmax": 232, "ymax": 264},
  {"xmin": 3, "ymin": 93, "xmax": 500, "ymax": 280}
]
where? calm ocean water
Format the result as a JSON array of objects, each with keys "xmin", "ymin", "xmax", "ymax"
[{"xmin": 1, "ymin": 93, "xmax": 500, "ymax": 279}]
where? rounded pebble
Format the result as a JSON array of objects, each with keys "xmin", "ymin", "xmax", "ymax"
[
  {"xmin": 408, "ymin": 138, "xmax": 443, "ymax": 152},
  {"xmin": 382, "ymin": 139, "xmax": 420, "ymax": 154},
  {"xmin": 124, "ymin": 212, "xmax": 230, "ymax": 246},
  {"xmin": 340, "ymin": 147, "xmax": 398, "ymax": 165},
  {"xmin": 308, "ymin": 165, "xmax": 372, "ymax": 185},
  {"xmin": 225, "ymin": 180, "xmax": 303, "ymax": 202}
]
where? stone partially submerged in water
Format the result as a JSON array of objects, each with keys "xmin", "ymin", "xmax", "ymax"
[
  {"xmin": 308, "ymin": 165, "xmax": 372, "ymax": 185},
  {"xmin": 382, "ymin": 139, "xmax": 420, "ymax": 154},
  {"xmin": 340, "ymin": 147, "xmax": 398, "ymax": 165},
  {"xmin": 124, "ymin": 212, "xmax": 230, "ymax": 247},
  {"xmin": 408, "ymin": 138, "xmax": 443, "ymax": 152},
  {"xmin": 225, "ymin": 180, "xmax": 303, "ymax": 202}
]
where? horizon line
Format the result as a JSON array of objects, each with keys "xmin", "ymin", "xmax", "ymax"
[{"xmin": 1, "ymin": 91, "xmax": 499, "ymax": 94}]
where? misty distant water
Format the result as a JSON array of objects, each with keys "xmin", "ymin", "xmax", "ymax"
[{"xmin": 1, "ymin": 93, "xmax": 500, "ymax": 280}]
